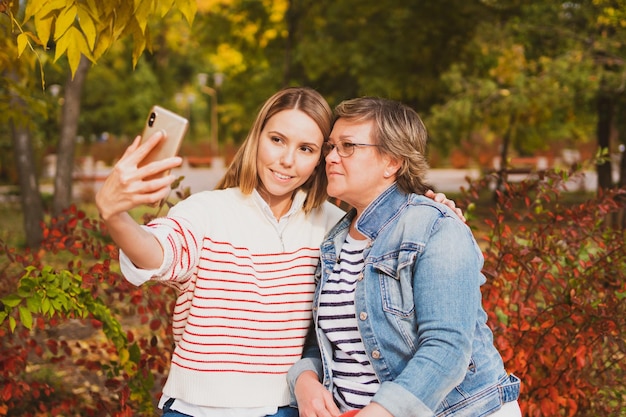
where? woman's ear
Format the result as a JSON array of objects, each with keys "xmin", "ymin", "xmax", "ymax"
[{"xmin": 384, "ymin": 156, "xmax": 402, "ymax": 178}]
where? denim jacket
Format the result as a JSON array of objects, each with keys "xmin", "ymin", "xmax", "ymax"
[{"xmin": 288, "ymin": 184, "xmax": 520, "ymax": 417}]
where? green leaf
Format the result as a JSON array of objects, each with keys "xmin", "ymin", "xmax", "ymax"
[
  {"xmin": 25, "ymin": 294, "xmax": 42, "ymax": 313},
  {"xmin": 18, "ymin": 306, "xmax": 33, "ymax": 329},
  {"xmin": 51, "ymin": 297, "xmax": 64, "ymax": 311},
  {"xmin": 47, "ymin": 287, "xmax": 60, "ymax": 297},
  {"xmin": 42, "ymin": 297, "xmax": 52, "ymax": 315},
  {"xmin": 129, "ymin": 342, "xmax": 141, "ymax": 363},
  {"xmin": 20, "ymin": 277, "xmax": 36, "ymax": 291},
  {"xmin": 1, "ymin": 294, "xmax": 22, "ymax": 308},
  {"xmin": 17, "ymin": 287, "xmax": 31, "ymax": 298}
]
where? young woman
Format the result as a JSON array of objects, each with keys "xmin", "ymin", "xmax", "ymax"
[
  {"xmin": 97, "ymin": 87, "xmax": 345, "ymax": 417},
  {"xmin": 288, "ymin": 97, "xmax": 521, "ymax": 417}
]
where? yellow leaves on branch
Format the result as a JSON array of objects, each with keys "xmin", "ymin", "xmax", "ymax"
[
  {"xmin": 17, "ymin": 0, "xmax": 197, "ymax": 78},
  {"xmin": 54, "ymin": 26, "xmax": 88, "ymax": 76}
]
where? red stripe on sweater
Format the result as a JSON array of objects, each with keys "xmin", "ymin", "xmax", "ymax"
[{"xmin": 169, "ymin": 358, "xmax": 291, "ymax": 374}]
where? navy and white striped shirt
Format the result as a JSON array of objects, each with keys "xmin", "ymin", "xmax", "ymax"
[{"xmin": 318, "ymin": 234, "xmax": 380, "ymax": 411}]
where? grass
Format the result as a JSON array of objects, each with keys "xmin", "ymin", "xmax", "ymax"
[{"xmin": 0, "ymin": 203, "xmax": 24, "ymax": 247}]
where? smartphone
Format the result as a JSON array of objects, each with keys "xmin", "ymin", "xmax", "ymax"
[{"xmin": 139, "ymin": 105, "xmax": 189, "ymax": 179}]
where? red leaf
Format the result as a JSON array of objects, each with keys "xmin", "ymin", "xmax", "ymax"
[{"xmin": 150, "ymin": 319, "xmax": 161, "ymax": 331}]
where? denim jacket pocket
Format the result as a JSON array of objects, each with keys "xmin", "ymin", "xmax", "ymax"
[{"xmin": 371, "ymin": 248, "xmax": 419, "ymax": 317}]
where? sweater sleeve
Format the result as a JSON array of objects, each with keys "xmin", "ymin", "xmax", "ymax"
[
  {"xmin": 120, "ymin": 196, "xmax": 207, "ymax": 287},
  {"xmin": 119, "ymin": 224, "xmax": 182, "ymax": 286}
]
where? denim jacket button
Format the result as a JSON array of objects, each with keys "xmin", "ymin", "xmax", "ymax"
[
  {"xmin": 357, "ymin": 272, "xmax": 364, "ymax": 281},
  {"xmin": 359, "ymin": 312, "xmax": 367, "ymax": 320},
  {"xmin": 371, "ymin": 350, "xmax": 381, "ymax": 359}
]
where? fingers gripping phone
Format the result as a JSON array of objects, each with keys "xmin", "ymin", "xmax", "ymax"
[{"xmin": 139, "ymin": 106, "xmax": 189, "ymax": 179}]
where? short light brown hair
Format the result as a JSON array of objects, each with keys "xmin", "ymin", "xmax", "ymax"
[
  {"xmin": 333, "ymin": 97, "xmax": 430, "ymax": 194},
  {"xmin": 217, "ymin": 87, "xmax": 332, "ymax": 213}
]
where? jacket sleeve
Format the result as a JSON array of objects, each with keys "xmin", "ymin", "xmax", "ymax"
[{"xmin": 287, "ymin": 321, "xmax": 323, "ymax": 406}]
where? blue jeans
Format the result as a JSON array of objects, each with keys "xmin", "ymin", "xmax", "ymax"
[
  {"xmin": 162, "ymin": 399, "xmax": 299, "ymax": 417},
  {"xmin": 270, "ymin": 407, "xmax": 299, "ymax": 417}
]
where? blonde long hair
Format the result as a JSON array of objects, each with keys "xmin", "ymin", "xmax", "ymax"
[{"xmin": 216, "ymin": 87, "xmax": 333, "ymax": 213}]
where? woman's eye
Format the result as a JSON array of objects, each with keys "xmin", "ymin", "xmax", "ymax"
[
  {"xmin": 271, "ymin": 136, "xmax": 283, "ymax": 143},
  {"xmin": 300, "ymin": 145, "xmax": 314, "ymax": 153}
]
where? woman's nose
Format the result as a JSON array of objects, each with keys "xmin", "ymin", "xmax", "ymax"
[
  {"xmin": 325, "ymin": 146, "xmax": 340, "ymax": 163},
  {"xmin": 280, "ymin": 148, "xmax": 295, "ymax": 166}
]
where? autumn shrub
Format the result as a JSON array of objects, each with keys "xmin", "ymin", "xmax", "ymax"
[
  {"xmin": 461, "ymin": 169, "xmax": 626, "ymax": 417},
  {"xmin": 0, "ymin": 205, "xmax": 175, "ymax": 416}
]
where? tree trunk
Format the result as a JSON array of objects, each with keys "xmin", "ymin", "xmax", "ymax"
[
  {"xmin": 494, "ymin": 112, "xmax": 517, "ymax": 200},
  {"xmin": 283, "ymin": 0, "xmax": 300, "ymax": 86},
  {"xmin": 617, "ymin": 143, "xmax": 626, "ymax": 188},
  {"xmin": 8, "ymin": 80, "xmax": 44, "ymax": 248},
  {"xmin": 618, "ymin": 149, "xmax": 626, "ymax": 228},
  {"xmin": 52, "ymin": 55, "xmax": 91, "ymax": 216},
  {"xmin": 614, "ymin": 96, "xmax": 626, "ymax": 229},
  {"xmin": 596, "ymin": 90, "xmax": 613, "ymax": 192}
]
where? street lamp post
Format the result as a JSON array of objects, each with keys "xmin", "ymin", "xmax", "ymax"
[{"xmin": 197, "ymin": 73, "xmax": 224, "ymax": 156}]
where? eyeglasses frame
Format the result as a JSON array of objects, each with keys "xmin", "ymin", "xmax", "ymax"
[{"xmin": 322, "ymin": 140, "xmax": 380, "ymax": 158}]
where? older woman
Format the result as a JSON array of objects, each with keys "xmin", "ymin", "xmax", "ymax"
[{"xmin": 288, "ymin": 97, "xmax": 521, "ymax": 417}]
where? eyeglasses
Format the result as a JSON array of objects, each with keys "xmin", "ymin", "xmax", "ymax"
[{"xmin": 322, "ymin": 140, "xmax": 380, "ymax": 157}]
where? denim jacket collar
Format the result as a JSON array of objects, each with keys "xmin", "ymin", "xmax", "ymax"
[{"xmin": 354, "ymin": 183, "xmax": 409, "ymax": 241}]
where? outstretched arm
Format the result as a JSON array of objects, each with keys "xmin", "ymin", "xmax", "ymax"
[{"xmin": 95, "ymin": 131, "xmax": 182, "ymax": 270}]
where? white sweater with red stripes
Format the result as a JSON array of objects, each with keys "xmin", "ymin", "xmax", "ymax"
[{"xmin": 119, "ymin": 187, "xmax": 344, "ymax": 408}]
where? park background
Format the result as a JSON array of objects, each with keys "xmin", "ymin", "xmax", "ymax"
[{"xmin": 1, "ymin": 1, "xmax": 625, "ymax": 416}]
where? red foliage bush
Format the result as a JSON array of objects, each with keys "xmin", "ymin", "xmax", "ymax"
[
  {"xmin": 0, "ymin": 205, "xmax": 175, "ymax": 416},
  {"xmin": 461, "ymin": 170, "xmax": 626, "ymax": 417}
]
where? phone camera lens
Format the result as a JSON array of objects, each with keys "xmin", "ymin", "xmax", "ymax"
[{"xmin": 148, "ymin": 112, "xmax": 156, "ymax": 127}]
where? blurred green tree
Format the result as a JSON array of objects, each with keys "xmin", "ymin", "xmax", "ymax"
[{"xmin": 1, "ymin": 0, "xmax": 196, "ymax": 246}]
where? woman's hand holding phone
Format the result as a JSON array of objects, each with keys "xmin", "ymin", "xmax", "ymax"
[
  {"xmin": 95, "ymin": 131, "xmax": 183, "ymax": 221},
  {"xmin": 96, "ymin": 105, "xmax": 188, "ymax": 220}
]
